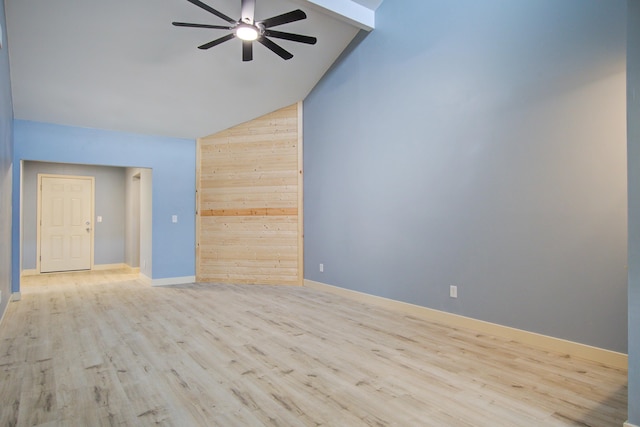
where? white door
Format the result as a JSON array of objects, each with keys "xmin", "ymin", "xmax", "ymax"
[{"xmin": 39, "ymin": 175, "xmax": 94, "ymax": 273}]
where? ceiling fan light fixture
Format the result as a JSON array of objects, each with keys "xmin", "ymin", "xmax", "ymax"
[
  {"xmin": 173, "ymin": 1, "xmax": 315, "ymax": 61},
  {"xmin": 236, "ymin": 24, "xmax": 259, "ymax": 41}
]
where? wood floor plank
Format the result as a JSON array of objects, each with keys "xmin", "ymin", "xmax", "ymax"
[{"xmin": 0, "ymin": 270, "xmax": 628, "ymax": 426}]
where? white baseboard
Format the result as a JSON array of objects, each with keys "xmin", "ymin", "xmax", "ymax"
[
  {"xmin": 151, "ymin": 276, "xmax": 196, "ymax": 287},
  {"xmin": 304, "ymin": 279, "xmax": 628, "ymax": 370},
  {"xmin": 0, "ymin": 299, "xmax": 7, "ymax": 325},
  {"xmin": 21, "ymin": 269, "xmax": 37, "ymax": 276},
  {"xmin": 624, "ymin": 422, "xmax": 639, "ymax": 427},
  {"xmin": 0, "ymin": 292, "xmax": 22, "ymax": 326}
]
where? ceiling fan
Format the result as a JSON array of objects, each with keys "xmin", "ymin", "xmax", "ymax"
[{"xmin": 173, "ymin": 0, "xmax": 317, "ymax": 61}]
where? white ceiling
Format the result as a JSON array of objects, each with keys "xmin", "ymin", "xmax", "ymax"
[{"xmin": 5, "ymin": 0, "xmax": 378, "ymax": 139}]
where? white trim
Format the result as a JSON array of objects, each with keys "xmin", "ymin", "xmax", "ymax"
[
  {"xmin": 11, "ymin": 292, "xmax": 21, "ymax": 302},
  {"xmin": 151, "ymin": 276, "xmax": 196, "ymax": 287},
  {"xmin": 0, "ymin": 297, "xmax": 9, "ymax": 325},
  {"xmin": 19, "ymin": 161, "xmax": 24, "ymax": 290},
  {"xmin": 624, "ymin": 422, "xmax": 639, "ymax": 427},
  {"xmin": 21, "ymin": 269, "xmax": 37, "ymax": 277},
  {"xmin": 299, "ymin": 0, "xmax": 375, "ymax": 30},
  {"xmin": 304, "ymin": 279, "xmax": 628, "ymax": 370}
]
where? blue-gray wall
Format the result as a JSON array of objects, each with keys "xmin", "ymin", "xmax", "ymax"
[
  {"xmin": 21, "ymin": 162, "xmax": 127, "ymax": 269},
  {"xmin": 0, "ymin": 0, "xmax": 13, "ymax": 316},
  {"xmin": 304, "ymin": 0, "xmax": 628, "ymax": 353},
  {"xmin": 12, "ymin": 120, "xmax": 196, "ymax": 292},
  {"xmin": 627, "ymin": 0, "xmax": 640, "ymax": 423}
]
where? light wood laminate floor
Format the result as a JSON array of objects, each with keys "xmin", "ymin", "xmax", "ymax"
[{"xmin": 0, "ymin": 270, "xmax": 628, "ymax": 426}]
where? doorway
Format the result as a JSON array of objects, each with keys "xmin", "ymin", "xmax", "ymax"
[{"xmin": 37, "ymin": 174, "xmax": 95, "ymax": 273}]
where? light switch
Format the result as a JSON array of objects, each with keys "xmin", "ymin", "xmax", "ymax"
[
  {"xmin": 172, "ymin": 215, "xmax": 178, "ymax": 223},
  {"xmin": 97, "ymin": 216, "xmax": 102, "ymax": 223}
]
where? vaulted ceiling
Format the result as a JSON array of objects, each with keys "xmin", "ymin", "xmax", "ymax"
[{"xmin": 5, "ymin": 0, "xmax": 382, "ymax": 139}]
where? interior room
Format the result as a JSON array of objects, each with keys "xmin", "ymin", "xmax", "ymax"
[{"xmin": 0, "ymin": 0, "xmax": 638, "ymax": 425}]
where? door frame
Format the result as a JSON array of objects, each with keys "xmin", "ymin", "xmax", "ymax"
[{"xmin": 36, "ymin": 173, "xmax": 96, "ymax": 274}]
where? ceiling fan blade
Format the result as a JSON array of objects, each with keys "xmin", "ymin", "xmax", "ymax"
[
  {"xmin": 186, "ymin": 0, "xmax": 236, "ymax": 24},
  {"xmin": 258, "ymin": 9, "xmax": 306, "ymax": 29},
  {"xmin": 264, "ymin": 30, "xmax": 317, "ymax": 45},
  {"xmin": 240, "ymin": 0, "xmax": 256, "ymax": 24},
  {"xmin": 172, "ymin": 22, "xmax": 232, "ymax": 30},
  {"xmin": 198, "ymin": 33, "xmax": 235, "ymax": 49},
  {"xmin": 258, "ymin": 37, "xmax": 293, "ymax": 60},
  {"xmin": 242, "ymin": 41, "xmax": 253, "ymax": 61}
]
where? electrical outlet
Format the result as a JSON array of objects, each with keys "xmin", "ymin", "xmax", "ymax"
[
  {"xmin": 450, "ymin": 285, "xmax": 458, "ymax": 298},
  {"xmin": 319, "ymin": 263, "xmax": 324, "ymax": 273}
]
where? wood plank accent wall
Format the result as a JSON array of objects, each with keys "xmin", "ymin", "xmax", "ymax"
[{"xmin": 196, "ymin": 103, "xmax": 303, "ymax": 285}]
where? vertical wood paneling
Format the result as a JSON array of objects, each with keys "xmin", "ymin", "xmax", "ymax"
[{"xmin": 197, "ymin": 103, "xmax": 303, "ymax": 285}]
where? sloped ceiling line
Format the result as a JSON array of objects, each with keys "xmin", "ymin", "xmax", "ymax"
[{"xmin": 299, "ymin": 0, "xmax": 377, "ymax": 30}]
